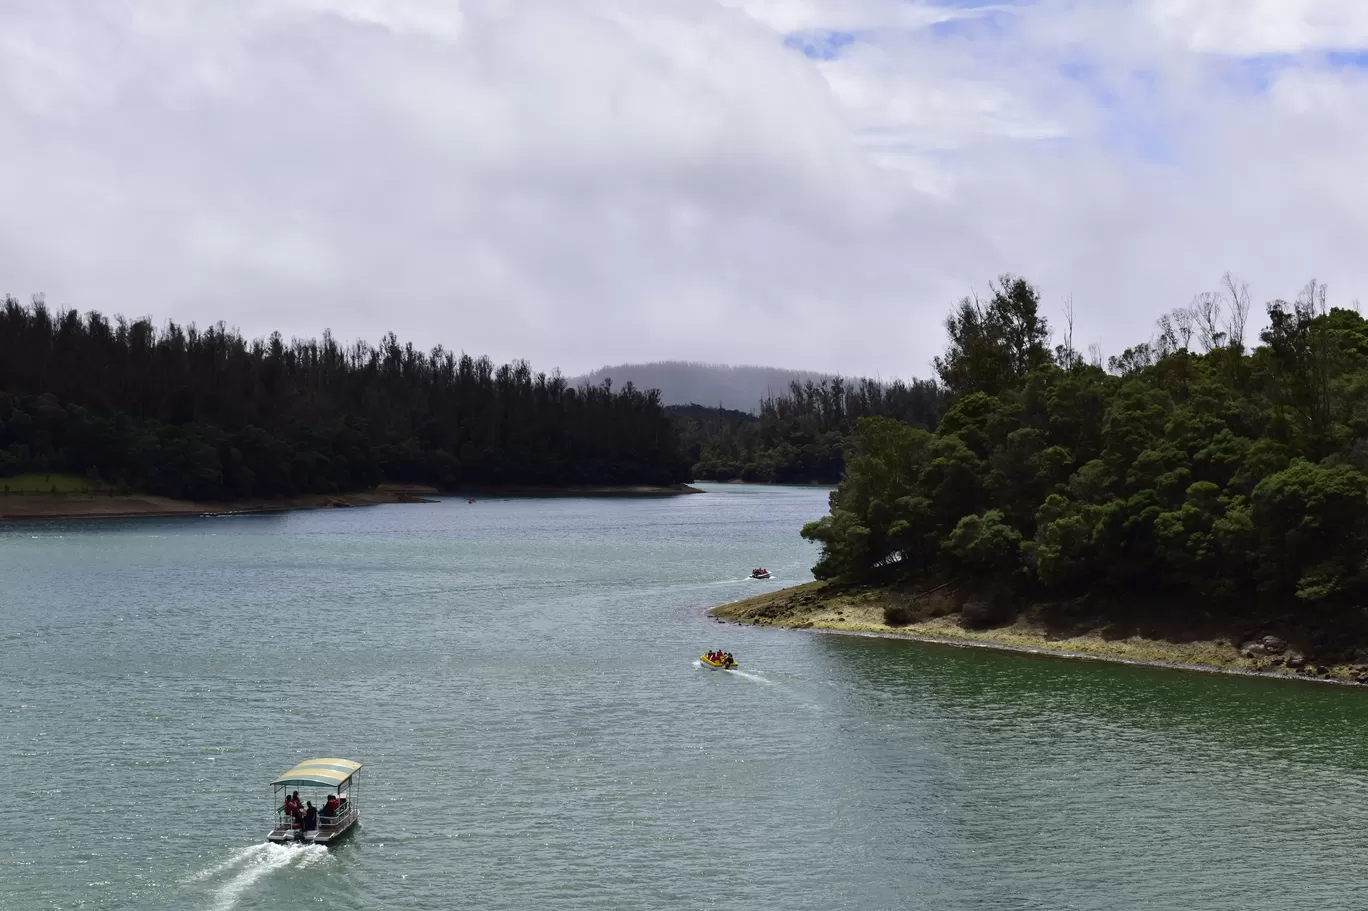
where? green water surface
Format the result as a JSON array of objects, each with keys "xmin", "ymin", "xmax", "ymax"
[{"xmin": 3, "ymin": 484, "xmax": 1367, "ymax": 910}]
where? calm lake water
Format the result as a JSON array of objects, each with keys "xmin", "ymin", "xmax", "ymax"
[{"xmin": 5, "ymin": 483, "xmax": 1368, "ymax": 910}]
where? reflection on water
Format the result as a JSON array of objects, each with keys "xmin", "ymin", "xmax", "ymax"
[{"xmin": 808, "ymin": 633, "xmax": 1368, "ymax": 909}]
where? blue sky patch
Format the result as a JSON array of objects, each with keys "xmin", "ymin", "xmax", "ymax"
[
  {"xmin": 1054, "ymin": 59, "xmax": 1175, "ymax": 163},
  {"xmin": 1101, "ymin": 116, "xmax": 1175, "ymax": 165},
  {"xmin": 783, "ymin": 29, "xmax": 856, "ymax": 60},
  {"xmin": 1059, "ymin": 58, "xmax": 1109, "ymax": 99},
  {"xmin": 1223, "ymin": 53, "xmax": 1297, "ymax": 93},
  {"xmin": 929, "ymin": 8, "xmax": 1014, "ymax": 39},
  {"xmin": 1207, "ymin": 50, "xmax": 1368, "ymax": 95},
  {"xmin": 1325, "ymin": 49, "xmax": 1368, "ymax": 69}
]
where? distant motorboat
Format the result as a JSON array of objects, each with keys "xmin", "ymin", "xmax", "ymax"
[
  {"xmin": 700, "ymin": 653, "xmax": 738, "ymax": 670},
  {"xmin": 750, "ymin": 568, "xmax": 771, "ymax": 580}
]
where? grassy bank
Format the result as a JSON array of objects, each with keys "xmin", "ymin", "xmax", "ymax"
[
  {"xmin": 0, "ymin": 472, "xmax": 115, "ymax": 494},
  {"xmin": 710, "ymin": 581, "xmax": 1368, "ymax": 686}
]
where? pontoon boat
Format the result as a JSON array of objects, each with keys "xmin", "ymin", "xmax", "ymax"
[{"xmin": 266, "ymin": 757, "xmax": 362, "ymax": 846}]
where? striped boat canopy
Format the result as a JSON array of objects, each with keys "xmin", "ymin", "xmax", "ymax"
[{"xmin": 272, "ymin": 758, "xmax": 362, "ymax": 788}]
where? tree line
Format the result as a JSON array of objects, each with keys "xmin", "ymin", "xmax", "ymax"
[
  {"xmin": 802, "ymin": 272, "xmax": 1368, "ymax": 630},
  {"xmin": 0, "ymin": 297, "xmax": 691, "ymax": 499},
  {"xmin": 675, "ymin": 376, "xmax": 946, "ymax": 483},
  {"xmin": 575, "ymin": 361, "xmax": 840, "ymax": 411}
]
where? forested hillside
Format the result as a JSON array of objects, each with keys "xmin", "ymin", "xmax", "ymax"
[
  {"xmin": 802, "ymin": 273, "xmax": 1368, "ymax": 632},
  {"xmin": 0, "ymin": 298, "xmax": 690, "ymax": 499},
  {"xmin": 576, "ymin": 361, "xmax": 837, "ymax": 410},
  {"xmin": 673, "ymin": 377, "xmax": 946, "ymax": 483}
]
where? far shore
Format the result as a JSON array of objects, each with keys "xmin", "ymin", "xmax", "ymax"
[
  {"xmin": 712, "ymin": 479, "xmax": 833, "ymax": 487},
  {"xmin": 0, "ymin": 486, "xmax": 439, "ymax": 521},
  {"xmin": 0, "ymin": 481, "xmax": 703, "ymax": 521},
  {"xmin": 455, "ymin": 483, "xmax": 703, "ymax": 497},
  {"xmin": 710, "ymin": 581, "xmax": 1368, "ymax": 688}
]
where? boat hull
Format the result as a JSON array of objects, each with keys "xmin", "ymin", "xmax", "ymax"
[
  {"xmin": 750, "ymin": 573, "xmax": 770, "ymax": 580},
  {"xmin": 267, "ymin": 814, "xmax": 358, "ymax": 847}
]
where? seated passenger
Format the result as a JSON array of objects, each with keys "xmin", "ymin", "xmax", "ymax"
[
  {"xmin": 325, "ymin": 794, "xmax": 340, "ymax": 818},
  {"xmin": 303, "ymin": 801, "xmax": 318, "ymax": 831}
]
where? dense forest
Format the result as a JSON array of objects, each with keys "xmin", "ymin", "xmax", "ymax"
[
  {"xmin": 802, "ymin": 273, "xmax": 1368, "ymax": 631},
  {"xmin": 673, "ymin": 377, "xmax": 946, "ymax": 483},
  {"xmin": 0, "ymin": 297, "xmax": 690, "ymax": 499}
]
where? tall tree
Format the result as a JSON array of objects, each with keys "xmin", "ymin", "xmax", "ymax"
[
  {"xmin": 0, "ymin": 297, "xmax": 692, "ymax": 497},
  {"xmin": 934, "ymin": 274, "xmax": 1052, "ymax": 397}
]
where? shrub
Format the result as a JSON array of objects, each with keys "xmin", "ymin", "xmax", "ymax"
[
  {"xmin": 959, "ymin": 596, "xmax": 1016, "ymax": 630},
  {"xmin": 884, "ymin": 604, "xmax": 914, "ymax": 627}
]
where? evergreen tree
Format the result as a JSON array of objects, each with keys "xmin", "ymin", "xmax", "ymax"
[{"xmin": 0, "ymin": 297, "xmax": 691, "ymax": 498}]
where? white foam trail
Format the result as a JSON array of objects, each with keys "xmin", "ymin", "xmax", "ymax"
[
  {"xmin": 187, "ymin": 845, "xmax": 257, "ymax": 883},
  {"xmin": 203, "ymin": 842, "xmax": 325, "ymax": 911},
  {"xmin": 727, "ymin": 669, "xmax": 772, "ymax": 685}
]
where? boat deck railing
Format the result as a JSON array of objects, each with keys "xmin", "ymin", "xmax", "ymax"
[{"xmin": 275, "ymin": 805, "xmax": 358, "ymax": 832}]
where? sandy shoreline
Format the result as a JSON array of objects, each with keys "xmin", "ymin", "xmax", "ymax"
[{"xmin": 709, "ymin": 581, "xmax": 1368, "ymax": 688}]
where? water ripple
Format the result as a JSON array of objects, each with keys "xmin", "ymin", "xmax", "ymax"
[{"xmin": 5, "ymin": 486, "xmax": 1368, "ymax": 909}]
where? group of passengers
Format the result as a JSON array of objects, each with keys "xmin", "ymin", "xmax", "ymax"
[
  {"xmin": 283, "ymin": 791, "xmax": 343, "ymax": 830},
  {"xmin": 706, "ymin": 650, "xmax": 734, "ymax": 666}
]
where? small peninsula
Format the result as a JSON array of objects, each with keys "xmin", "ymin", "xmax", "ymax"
[
  {"xmin": 718, "ymin": 273, "xmax": 1368, "ymax": 685},
  {"xmin": 711, "ymin": 582, "xmax": 1368, "ymax": 684}
]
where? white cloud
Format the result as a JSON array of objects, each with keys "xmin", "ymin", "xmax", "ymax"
[
  {"xmin": 1148, "ymin": 0, "xmax": 1368, "ymax": 55},
  {"xmin": 0, "ymin": 0, "xmax": 1367, "ymax": 378},
  {"xmin": 297, "ymin": 0, "xmax": 466, "ymax": 40},
  {"xmin": 720, "ymin": 0, "xmax": 978, "ymax": 34}
]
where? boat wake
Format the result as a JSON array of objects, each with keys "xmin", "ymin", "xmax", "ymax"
[
  {"xmin": 694, "ymin": 660, "xmax": 771, "ymax": 685},
  {"xmin": 192, "ymin": 842, "xmax": 327, "ymax": 911}
]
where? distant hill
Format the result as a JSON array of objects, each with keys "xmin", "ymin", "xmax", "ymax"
[{"xmin": 573, "ymin": 361, "xmax": 839, "ymax": 411}]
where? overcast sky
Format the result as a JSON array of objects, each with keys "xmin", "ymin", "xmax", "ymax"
[{"xmin": 2, "ymin": 1, "xmax": 1367, "ymax": 379}]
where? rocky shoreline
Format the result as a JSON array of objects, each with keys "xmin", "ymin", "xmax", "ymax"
[{"xmin": 710, "ymin": 581, "xmax": 1368, "ymax": 687}]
